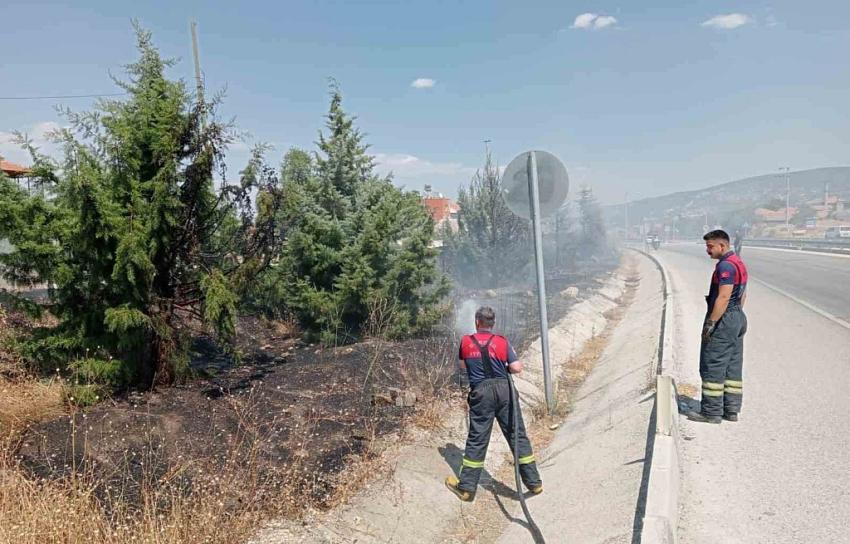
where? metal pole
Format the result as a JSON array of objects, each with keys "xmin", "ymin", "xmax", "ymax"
[
  {"xmin": 624, "ymin": 192, "xmax": 629, "ymax": 241},
  {"xmin": 527, "ymin": 152, "xmax": 554, "ymax": 412},
  {"xmin": 785, "ymin": 168, "xmax": 791, "ymax": 228},
  {"xmin": 190, "ymin": 21, "xmax": 205, "ymax": 122}
]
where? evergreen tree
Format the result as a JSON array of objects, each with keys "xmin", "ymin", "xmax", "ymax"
[
  {"xmin": 0, "ymin": 26, "xmax": 283, "ymax": 389},
  {"xmin": 263, "ymin": 88, "xmax": 448, "ymax": 344},
  {"xmin": 577, "ymin": 186, "xmax": 607, "ymax": 256},
  {"xmin": 443, "ymin": 151, "xmax": 530, "ymax": 287}
]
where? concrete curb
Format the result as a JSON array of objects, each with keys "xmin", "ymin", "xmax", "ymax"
[
  {"xmin": 633, "ymin": 249, "xmax": 682, "ymax": 544},
  {"xmin": 512, "ymin": 273, "xmax": 626, "ymax": 418}
]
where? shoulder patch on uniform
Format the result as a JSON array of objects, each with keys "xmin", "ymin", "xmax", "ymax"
[{"xmin": 720, "ymin": 271, "xmax": 731, "ymax": 279}]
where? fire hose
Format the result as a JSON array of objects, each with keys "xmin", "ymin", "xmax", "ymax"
[{"xmin": 507, "ymin": 371, "xmax": 546, "ymax": 544}]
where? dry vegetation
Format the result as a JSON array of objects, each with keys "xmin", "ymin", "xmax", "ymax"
[
  {"xmin": 0, "ymin": 260, "xmax": 621, "ymax": 544},
  {"xmin": 1, "ymin": 376, "xmax": 289, "ymax": 544},
  {"xmin": 0, "ymin": 298, "xmax": 461, "ymax": 544}
]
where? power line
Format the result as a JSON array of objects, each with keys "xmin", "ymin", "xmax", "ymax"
[{"xmin": 0, "ymin": 93, "xmax": 127, "ymax": 101}]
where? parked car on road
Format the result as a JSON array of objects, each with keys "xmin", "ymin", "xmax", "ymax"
[{"xmin": 824, "ymin": 226, "xmax": 850, "ymax": 239}]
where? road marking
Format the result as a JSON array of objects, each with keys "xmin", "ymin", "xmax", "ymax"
[{"xmin": 751, "ymin": 277, "xmax": 850, "ymax": 331}]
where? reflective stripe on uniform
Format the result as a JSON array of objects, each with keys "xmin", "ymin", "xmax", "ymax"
[
  {"xmin": 518, "ymin": 454, "xmax": 535, "ymax": 465},
  {"xmin": 724, "ymin": 379, "xmax": 743, "ymax": 394},
  {"xmin": 703, "ymin": 381, "xmax": 724, "ymax": 396},
  {"xmin": 462, "ymin": 457, "xmax": 485, "ymax": 469}
]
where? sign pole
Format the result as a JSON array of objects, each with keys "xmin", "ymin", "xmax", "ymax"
[{"xmin": 527, "ymin": 152, "xmax": 555, "ymax": 413}]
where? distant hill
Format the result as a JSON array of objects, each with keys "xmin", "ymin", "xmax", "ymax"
[{"xmin": 604, "ymin": 166, "xmax": 850, "ymax": 235}]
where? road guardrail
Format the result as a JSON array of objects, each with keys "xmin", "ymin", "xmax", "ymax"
[{"xmin": 744, "ymin": 238, "xmax": 850, "ymax": 255}]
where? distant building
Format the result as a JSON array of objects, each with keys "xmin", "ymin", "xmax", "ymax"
[
  {"xmin": 1, "ymin": 160, "xmax": 31, "ymax": 178},
  {"xmin": 754, "ymin": 207, "xmax": 798, "ymax": 223},
  {"xmin": 807, "ymin": 193, "xmax": 845, "ymax": 219},
  {"xmin": 421, "ymin": 193, "xmax": 460, "ymax": 234}
]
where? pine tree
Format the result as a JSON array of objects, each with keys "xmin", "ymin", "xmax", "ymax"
[
  {"xmin": 0, "ymin": 26, "xmax": 283, "ymax": 389},
  {"xmin": 443, "ymin": 151, "xmax": 530, "ymax": 287},
  {"xmin": 577, "ymin": 186, "xmax": 607, "ymax": 256},
  {"xmin": 262, "ymin": 88, "xmax": 448, "ymax": 344}
]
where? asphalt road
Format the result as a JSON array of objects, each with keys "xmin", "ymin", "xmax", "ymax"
[
  {"xmin": 666, "ymin": 242, "xmax": 850, "ymax": 322},
  {"xmin": 655, "ymin": 244, "xmax": 850, "ymax": 544}
]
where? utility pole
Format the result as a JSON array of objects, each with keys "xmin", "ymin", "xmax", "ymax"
[
  {"xmin": 483, "ymin": 139, "xmax": 492, "ymax": 157},
  {"xmin": 190, "ymin": 21, "xmax": 205, "ymax": 120},
  {"xmin": 624, "ymin": 192, "xmax": 629, "ymax": 241},
  {"xmin": 779, "ymin": 167, "xmax": 791, "ymax": 229}
]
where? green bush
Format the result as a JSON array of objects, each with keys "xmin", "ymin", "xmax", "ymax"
[{"xmin": 63, "ymin": 384, "xmax": 104, "ymax": 407}]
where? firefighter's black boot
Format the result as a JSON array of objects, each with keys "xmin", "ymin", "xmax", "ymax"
[
  {"xmin": 723, "ymin": 412, "xmax": 739, "ymax": 422},
  {"xmin": 687, "ymin": 411, "xmax": 722, "ymax": 424}
]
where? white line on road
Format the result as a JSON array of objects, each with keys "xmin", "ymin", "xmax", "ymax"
[{"xmin": 751, "ymin": 277, "xmax": 850, "ymax": 331}]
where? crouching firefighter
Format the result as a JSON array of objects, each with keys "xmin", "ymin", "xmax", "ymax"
[
  {"xmin": 445, "ymin": 306, "xmax": 543, "ymax": 501},
  {"xmin": 688, "ymin": 230, "xmax": 748, "ymax": 424}
]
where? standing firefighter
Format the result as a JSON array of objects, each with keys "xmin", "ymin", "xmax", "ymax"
[
  {"xmin": 445, "ymin": 306, "xmax": 543, "ymax": 501},
  {"xmin": 689, "ymin": 230, "xmax": 749, "ymax": 424}
]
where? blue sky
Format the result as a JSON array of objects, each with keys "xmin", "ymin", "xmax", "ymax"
[{"xmin": 2, "ymin": 0, "xmax": 848, "ymax": 204}]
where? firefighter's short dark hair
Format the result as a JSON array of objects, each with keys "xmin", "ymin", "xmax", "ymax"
[
  {"xmin": 703, "ymin": 230, "xmax": 730, "ymax": 243},
  {"xmin": 475, "ymin": 306, "xmax": 496, "ymax": 328}
]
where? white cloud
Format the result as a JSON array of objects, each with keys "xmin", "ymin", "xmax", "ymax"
[
  {"xmin": 572, "ymin": 13, "xmax": 598, "ymax": 29},
  {"xmin": 571, "ymin": 13, "xmax": 618, "ymax": 30},
  {"xmin": 373, "ymin": 152, "xmax": 477, "ymax": 193},
  {"xmin": 0, "ymin": 121, "xmax": 63, "ymax": 164},
  {"xmin": 410, "ymin": 78, "xmax": 436, "ymax": 89},
  {"xmin": 701, "ymin": 13, "xmax": 752, "ymax": 29},
  {"xmin": 593, "ymin": 15, "xmax": 618, "ymax": 29}
]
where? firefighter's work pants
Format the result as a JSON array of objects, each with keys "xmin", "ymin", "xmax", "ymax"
[
  {"xmin": 699, "ymin": 305, "xmax": 747, "ymax": 417},
  {"xmin": 457, "ymin": 378, "xmax": 542, "ymax": 493}
]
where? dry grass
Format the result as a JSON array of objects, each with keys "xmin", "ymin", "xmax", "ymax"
[
  {"xmin": 0, "ymin": 374, "xmax": 406, "ymax": 544},
  {"xmin": 0, "ymin": 384, "xmax": 300, "ymax": 544},
  {"xmin": 320, "ymin": 441, "xmax": 397, "ymax": 511},
  {"xmin": 0, "ymin": 377, "xmax": 66, "ymax": 442},
  {"xmin": 0, "ymin": 462, "xmax": 269, "ymax": 544},
  {"xmin": 1, "ymin": 291, "xmax": 436, "ymax": 544},
  {"xmin": 0, "ymin": 373, "xmax": 396, "ymax": 544},
  {"xmin": 0, "ymin": 304, "xmax": 67, "ymax": 446},
  {"xmin": 412, "ymin": 397, "xmax": 451, "ymax": 432},
  {"xmin": 677, "ymin": 382, "xmax": 699, "ymax": 399},
  {"xmin": 0, "ymin": 307, "xmax": 444, "ymax": 544}
]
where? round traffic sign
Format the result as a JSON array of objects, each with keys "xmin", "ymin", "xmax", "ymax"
[{"xmin": 501, "ymin": 150, "xmax": 569, "ymax": 220}]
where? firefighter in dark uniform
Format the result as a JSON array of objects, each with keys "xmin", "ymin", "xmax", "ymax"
[
  {"xmin": 445, "ymin": 306, "xmax": 543, "ymax": 501},
  {"xmin": 688, "ymin": 230, "xmax": 749, "ymax": 424}
]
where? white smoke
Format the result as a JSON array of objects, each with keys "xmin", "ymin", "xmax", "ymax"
[{"xmin": 454, "ymin": 299, "xmax": 479, "ymax": 337}]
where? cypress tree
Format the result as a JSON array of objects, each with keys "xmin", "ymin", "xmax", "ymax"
[{"xmin": 0, "ymin": 26, "xmax": 283, "ymax": 390}]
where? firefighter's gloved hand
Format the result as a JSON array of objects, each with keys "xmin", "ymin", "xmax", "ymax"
[{"xmin": 702, "ymin": 320, "xmax": 716, "ymax": 341}]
